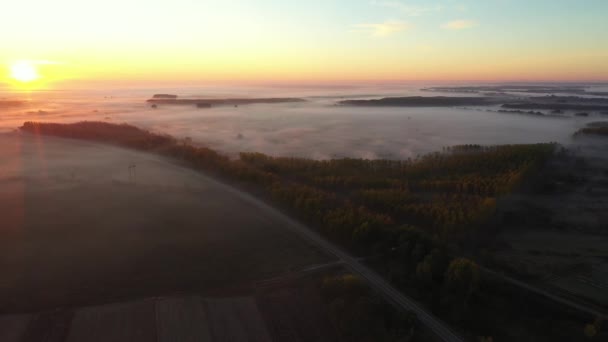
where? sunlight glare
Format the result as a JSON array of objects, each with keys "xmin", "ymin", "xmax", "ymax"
[{"xmin": 10, "ymin": 61, "xmax": 39, "ymax": 82}]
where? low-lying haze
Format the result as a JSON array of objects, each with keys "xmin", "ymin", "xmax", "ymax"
[{"xmin": 1, "ymin": 83, "xmax": 605, "ymax": 159}]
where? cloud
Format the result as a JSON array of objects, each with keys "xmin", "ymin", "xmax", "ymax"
[
  {"xmin": 441, "ymin": 19, "xmax": 477, "ymax": 30},
  {"xmin": 353, "ymin": 20, "xmax": 412, "ymax": 37},
  {"xmin": 371, "ymin": 1, "xmax": 443, "ymax": 16}
]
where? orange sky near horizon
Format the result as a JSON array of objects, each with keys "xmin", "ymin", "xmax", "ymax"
[{"xmin": 2, "ymin": 1, "xmax": 608, "ymax": 89}]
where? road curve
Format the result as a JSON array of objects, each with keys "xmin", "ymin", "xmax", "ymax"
[{"xmin": 199, "ymin": 174, "xmax": 464, "ymax": 342}]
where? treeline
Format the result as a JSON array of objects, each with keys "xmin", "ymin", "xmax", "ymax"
[
  {"xmin": 20, "ymin": 121, "xmax": 177, "ymax": 149},
  {"xmin": 20, "ymin": 121, "xmax": 278, "ymax": 186},
  {"xmin": 574, "ymin": 126, "xmax": 608, "ymax": 137}
]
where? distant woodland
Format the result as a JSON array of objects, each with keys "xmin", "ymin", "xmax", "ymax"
[{"xmin": 574, "ymin": 126, "xmax": 608, "ymax": 137}]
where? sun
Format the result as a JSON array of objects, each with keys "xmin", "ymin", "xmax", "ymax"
[{"xmin": 10, "ymin": 61, "xmax": 40, "ymax": 82}]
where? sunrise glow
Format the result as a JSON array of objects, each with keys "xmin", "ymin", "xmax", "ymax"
[
  {"xmin": 9, "ymin": 61, "xmax": 39, "ymax": 83},
  {"xmin": 1, "ymin": 0, "xmax": 607, "ymax": 88}
]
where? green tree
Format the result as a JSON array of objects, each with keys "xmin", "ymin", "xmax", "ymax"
[
  {"xmin": 416, "ymin": 258, "xmax": 433, "ymax": 285},
  {"xmin": 584, "ymin": 323, "xmax": 597, "ymax": 339},
  {"xmin": 444, "ymin": 257, "xmax": 480, "ymax": 300},
  {"xmin": 442, "ymin": 257, "xmax": 480, "ymax": 321}
]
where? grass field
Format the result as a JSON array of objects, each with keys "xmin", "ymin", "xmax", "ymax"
[{"xmin": 0, "ymin": 132, "xmax": 329, "ymax": 313}]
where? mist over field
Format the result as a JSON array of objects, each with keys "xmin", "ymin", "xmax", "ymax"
[
  {"xmin": 2, "ymin": 83, "xmax": 603, "ymax": 159},
  {"xmin": 0, "ymin": 132, "xmax": 329, "ymax": 312}
]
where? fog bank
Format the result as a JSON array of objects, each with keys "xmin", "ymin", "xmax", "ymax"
[{"xmin": 1, "ymin": 84, "xmax": 603, "ymax": 159}]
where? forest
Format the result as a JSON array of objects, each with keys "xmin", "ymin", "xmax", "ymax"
[{"xmin": 22, "ymin": 121, "xmax": 598, "ymax": 341}]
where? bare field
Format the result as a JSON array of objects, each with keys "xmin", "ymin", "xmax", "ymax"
[
  {"xmin": 495, "ymin": 230, "xmax": 608, "ymax": 305},
  {"xmin": 0, "ymin": 132, "xmax": 329, "ymax": 312},
  {"xmin": 156, "ymin": 297, "xmax": 212, "ymax": 342},
  {"xmin": 495, "ymin": 231, "xmax": 608, "ymax": 276},
  {"xmin": 66, "ymin": 299, "xmax": 157, "ymax": 342},
  {"xmin": 204, "ymin": 297, "xmax": 271, "ymax": 342},
  {"xmin": 0, "ymin": 314, "xmax": 30, "ymax": 342},
  {"xmin": 3, "ymin": 295, "xmax": 274, "ymax": 342},
  {"xmin": 493, "ymin": 138, "xmax": 608, "ymax": 308},
  {"xmin": 256, "ymin": 283, "xmax": 337, "ymax": 342}
]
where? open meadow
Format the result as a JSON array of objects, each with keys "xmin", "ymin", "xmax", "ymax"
[{"xmin": 0, "ymin": 132, "xmax": 329, "ymax": 313}]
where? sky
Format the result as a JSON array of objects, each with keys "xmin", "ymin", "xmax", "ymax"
[{"xmin": 1, "ymin": 0, "xmax": 608, "ymax": 87}]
